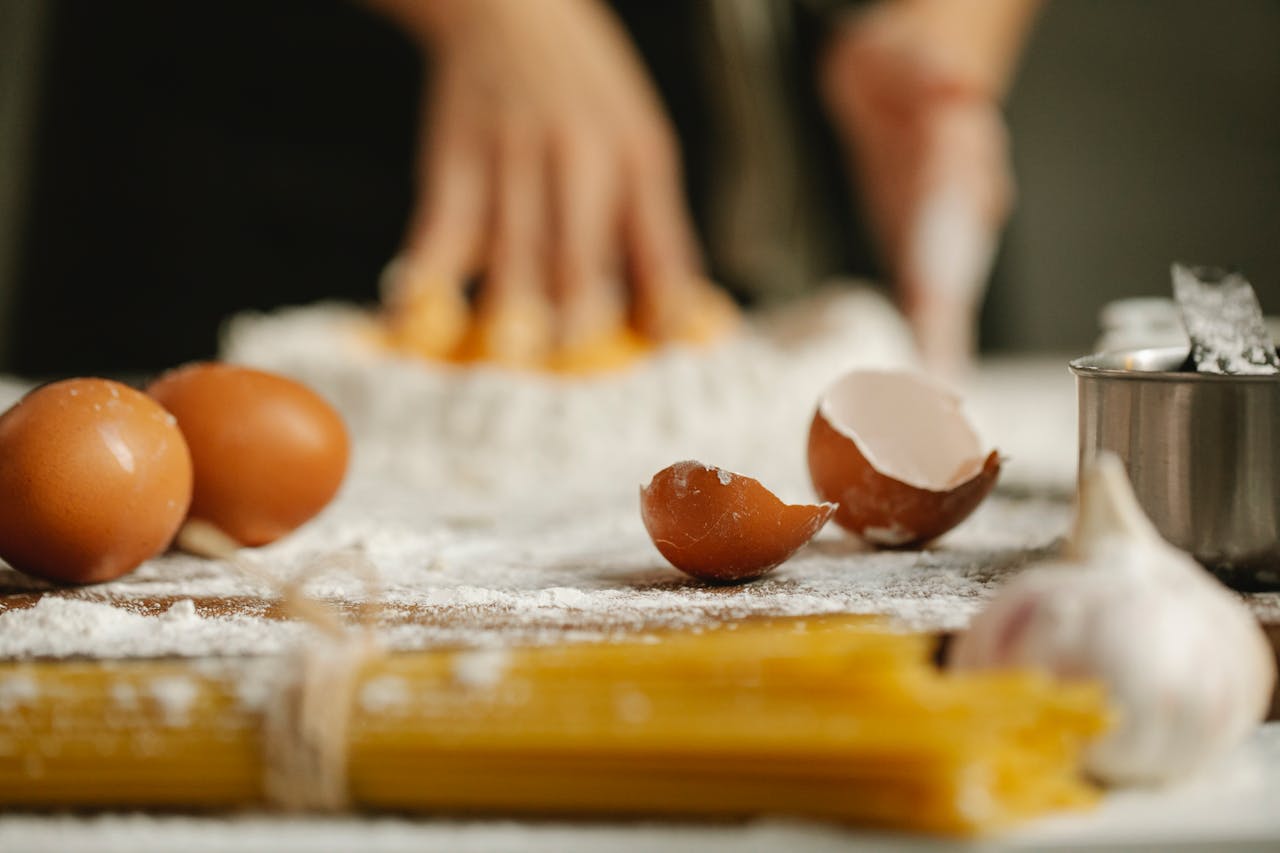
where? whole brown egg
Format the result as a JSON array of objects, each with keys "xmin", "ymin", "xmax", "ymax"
[
  {"xmin": 147, "ymin": 363, "xmax": 349, "ymax": 547},
  {"xmin": 0, "ymin": 379, "xmax": 193, "ymax": 584}
]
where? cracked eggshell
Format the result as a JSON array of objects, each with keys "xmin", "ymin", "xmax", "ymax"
[
  {"xmin": 807, "ymin": 369, "xmax": 1000, "ymax": 548},
  {"xmin": 0, "ymin": 379, "xmax": 193, "ymax": 584},
  {"xmin": 640, "ymin": 461, "xmax": 835, "ymax": 584}
]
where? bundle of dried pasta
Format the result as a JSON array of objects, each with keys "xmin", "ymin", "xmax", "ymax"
[{"xmin": 0, "ymin": 615, "xmax": 1107, "ymax": 835}]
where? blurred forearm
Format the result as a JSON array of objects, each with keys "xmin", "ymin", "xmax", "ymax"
[
  {"xmin": 362, "ymin": 0, "xmax": 462, "ymax": 42},
  {"xmin": 877, "ymin": 0, "xmax": 1041, "ymax": 98}
]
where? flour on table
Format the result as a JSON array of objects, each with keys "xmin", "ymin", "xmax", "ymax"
[
  {"xmin": 0, "ymin": 476, "xmax": 1076, "ymax": 660},
  {"xmin": 147, "ymin": 676, "xmax": 199, "ymax": 726},
  {"xmin": 451, "ymin": 648, "xmax": 511, "ymax": 689},
  {"xmin": 358, "ymin": 675, "xmax": 409, "ymax": 713},
  {"xmin": 221, "ymin": 285, "xmax": 917, "ymax": 518},
  {"xmin": 3, "ymin": 286, "xmax": 1266, "ymax": 663},
  {"xmin": 3, "ymin": 292, "xmax": 1279, "ymax": 850},
  {"xmin": 0, "ymin": 672, "xmax": 37, "ymax": 711}
]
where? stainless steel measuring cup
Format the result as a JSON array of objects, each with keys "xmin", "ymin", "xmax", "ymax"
[{"xmin": 1071, "ymin": 346, "xmax": 1280, "ymax": 589}]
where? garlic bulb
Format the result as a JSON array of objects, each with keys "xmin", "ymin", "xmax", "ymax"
[{"xmin": 950, "ymin": 453, "xmax": 1275, "ymax": 785}]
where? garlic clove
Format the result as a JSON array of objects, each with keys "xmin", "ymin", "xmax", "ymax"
[
  {"xmin": 951, "ymin": 455, "xmax": 1276, "ymax": 786},
  {"xmin": 1067, "ymin": 452, "xmax": 1165, "ymax": 560}
]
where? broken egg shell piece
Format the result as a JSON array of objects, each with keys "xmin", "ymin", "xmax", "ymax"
[
  {"xmin": 807, "ymin": 369, "xmax": 1000, "ymax": 548},
  {"xmin": 640, "ymin": 461, "xmax": 836, "ymax": 584}
]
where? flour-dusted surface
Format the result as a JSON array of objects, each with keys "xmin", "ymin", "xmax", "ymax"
[
  {"xmin": 0, "ymin": 327, "xmax": 1273, "ymax": 653},
  {"xmin": 0, "ymin": 479, "xmax": 1072, "ymax": 658},
  {"xmin": 0, "ymin": 288, "xmax": 1112, "ymax": 658},
  {"xmin": 2, "ymin": 291, "xmax": 1279, "ymax": 850},
  {"xmin": 221, "ymin": 287, "xmax": 920, "ymax": 520}
]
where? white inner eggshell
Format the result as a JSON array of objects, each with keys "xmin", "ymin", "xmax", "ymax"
[{"xmin": 819, "ymin": 370, "xmax": 987, "ymax": 491}]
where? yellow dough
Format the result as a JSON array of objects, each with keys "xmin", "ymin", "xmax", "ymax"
[
  {"xmin": 382, "ymin": 279, "xmax": 740, "ymax": 374},
  {"xmin": 382, "ymin": 276, "xmax": 469, "ymax": 361},
  {"xmin": 451, "ymin": 295, "xmax": 557, "ymax": 370}
]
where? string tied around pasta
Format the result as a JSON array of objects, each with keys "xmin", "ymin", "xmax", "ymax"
[{"xmin": 177, "ymin": 520, "xmax": 384, "ymax": 812}]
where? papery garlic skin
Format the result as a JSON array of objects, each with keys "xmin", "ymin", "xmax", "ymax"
[{"xmin": 950, "ymin": 455, "xmax": 1276, "ymax": 786}]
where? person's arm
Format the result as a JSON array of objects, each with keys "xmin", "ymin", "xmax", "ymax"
[
  {"xmin": 365, "ymin": 0, "xmax": 710, "ymax": 365},
  {"xmin": 362, "ymin": 0, "xmax": 454, "ymax": 38},
  {"xmin": 822, "ymin": 0, "xmax": 1040, "ymax": 377},
  {"xmin": 887, "ymin": 0, "xmax": 1040, "ymax": 98}
]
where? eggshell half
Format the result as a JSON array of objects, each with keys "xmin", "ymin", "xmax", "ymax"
[
  {"xmin": 640, "ymin": 461, "xmax": 835, "ymax": 583},
  {"xmin": 0, "ymin": 379, "xmax": 193, "ymax": 584},
  {"xmin": 807, "ymin": 369, "xmax": 999, "ymax": 547}
]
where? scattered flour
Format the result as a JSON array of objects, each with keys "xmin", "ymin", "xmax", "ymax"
[
  {"xmin": 0, "ymin": 489, "xmax": 1075, "ymax": 660},
  {"xmin": 861, "ymin": 524, "xmax": 915, "ymax": 547},
  {"xmin": 0, "ymin": 456, "xmax": 1268, "ymax": 661},
  {"xmin": 0, "ymin": 330, "xmax": 1100, "ymax": 664},
  {"xmin": 358, "ymin": 676, "xmax": 409, "ymax": 713},
  {"xmin": 452, "ymin": 649, "xmax": 511, "ymax": 690},
  {"xmin": 109, "ymin": 681, "xmax": 139, "ymax": 711},
  {"xmin": 0, "ymin": 295, "xmax": 1276, "ymax": 848},
  {"xmin": 221, "ymin": 287, "xmax": 919, "ymax": 520},
  {"xmin": 0, "ymin": 672, "xmax": 37, "ymax": 711},
  {"xmin": 162, "ymin": 599, "xmax": 197, "ymax": 621},
  {"xmin": 0, "ymin": 598, "xmax": 307, "ymax": 658},
  {"xmin": 0, "ymin": 292, "xmax": 1091, "ymax": 668},
  {"xmin": 148, "ymin": 677, "xmax": 199, "ymax": 726}
]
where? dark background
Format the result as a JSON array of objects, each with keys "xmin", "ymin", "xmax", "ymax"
[
  {"xmin": 985, "ymin": 0, "xmax": 1280, "ymax": 351},
  {"xmin": 1, "ymin": 0, "xmax": 1278, "ymax": 374}
]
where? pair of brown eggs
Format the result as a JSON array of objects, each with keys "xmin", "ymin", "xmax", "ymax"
[
  {"xmin": 641, "ymin": 369, "xmax": 1002, "ymax": 583},
  {"xmin": 0, "ymin": 364, "xmax": 349, "ymax": 585}
]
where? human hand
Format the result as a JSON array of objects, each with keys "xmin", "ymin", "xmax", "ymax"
[
  {"xmin": 376, "ymin": 0, "xmax": 713, "ymax": 366},
  {"xmin": 822, "ymin": 4, "xmax": 1022, "ymax": 376}
]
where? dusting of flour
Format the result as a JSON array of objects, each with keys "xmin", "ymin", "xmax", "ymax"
[
  {"xmin": 220, "ymin": 286, "xmax": 918, "ymax": 518},
  {"xmin": 0, "ymin": 473, "xmax": 1075, "ymax": 662},
  {"xmin": 1, "ymin": 295, "xmax": 1278, "ymax": 850},
  {"xmin": 0, "ymin": 288, "xmax": 1272, "ymax": 660}
]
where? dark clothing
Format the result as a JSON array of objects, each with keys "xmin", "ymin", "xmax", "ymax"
[
  {"xmin": 11, "ymin": 0, "xmax": 872, "ymax": 376},
  {"xmin": 12, "ymin": 1, "xmax": 418, "ymax": 375}
]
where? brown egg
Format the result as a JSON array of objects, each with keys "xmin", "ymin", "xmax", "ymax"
[
  {"xmin": 807, "ymin": 369, "xmax": 1000, "ymax": 548},
  {"xmin": 640, "ymin": 460, "xmax": 835, "ymax": 583},
  {"xmin": 0, "ymin": 379, "xmax": 193, "ymax": 584},
  {"xmin": 147, "ymin": 363, "xmax": 349, "ymax": 547}
]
